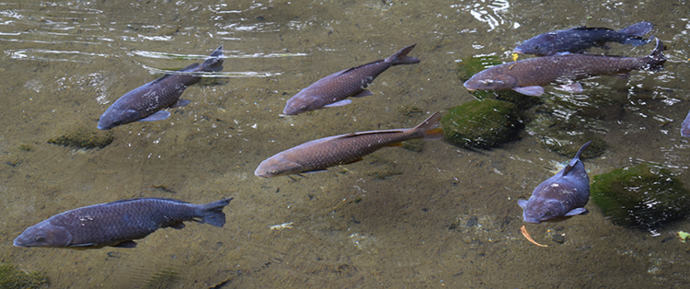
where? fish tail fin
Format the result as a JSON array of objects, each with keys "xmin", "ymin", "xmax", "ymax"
[
  {"xmin": 563, "ymin": 141, "xmax": 593, "ymax": 175},
  {"xmin": 573, "ymin": 140, "xmax": 593, "ymax": 160},
  {"xmin": 385, "ymin": 44, "xmax": 421, "ymax": 66},
  {"xmin": 644, "ymin": 37, "xmax": 666, "ymax": 71},
  {"xmin": 201, "ymin": 45, "xmax": 224, "ymax": 72},
  {"xmin": 617, "ymin": 21, "xmax": 653, "ymax": 37},
  {"xmin": 200, "ymin": 197, "xmax": 233, "ymax": 227},
  {"xmin": 411, "ymin": 111, "xmax": 444, "ymax": 140}
]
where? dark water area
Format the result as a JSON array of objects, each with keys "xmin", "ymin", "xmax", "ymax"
[{"xmin": 0, "ymin": 0, "xmax": 689, "ymax": 288}]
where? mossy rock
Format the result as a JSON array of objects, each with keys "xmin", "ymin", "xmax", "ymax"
[
  {"xmin": 441, "ymin": 99, "xmax": 523, "ymax": 149},
  {"xmin": 0, "ymin": 263, "xmax": 48, "ymax": 289},
  {"xmin": 48, "ymin": 127, "xmax": 114, "ymax": 149},
  {"xmin": 591, "ymin": 163, "xmax": 690, "ymax": 230},
  {"xmin": 456, "ymin": 55, "xmax": 542, "ymax": 110}
]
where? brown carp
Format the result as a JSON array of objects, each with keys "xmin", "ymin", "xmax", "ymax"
[
  {"xmin": 283, "ymin": 44, "xmax": 420, "ymax": 115},
  {"xmin": 13, "ymin": 197, "xmax": 233, "ymax": 249},
  {"xmin": 464, "ymin": 38, "xmax": 666, "ymax": 96},
  {"xmin": 97, "ymin": 46, "xmax": 224, "ymax": 130},
  {"xmin": 255, "ymin": 112, "xmax": 443, "ymax": 178}
]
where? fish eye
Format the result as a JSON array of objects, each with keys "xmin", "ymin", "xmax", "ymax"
[
  {"xmin": 300, "ymin": 106, "xmax": 307, "ymax": 111},
  {"xmin": 271, "ymin": 170, "xmax": 280, "ymax": 175},
  {"xmin": 35, "ymin": 236, "xmax": 45, "ymax": 242}
]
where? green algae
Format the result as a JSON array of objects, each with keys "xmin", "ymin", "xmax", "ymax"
[
  {"xmin": 48, "ymin": 127, "xmax": 114, "ymax": 149},
  {"xmin": 0, "ymin": 263, "xmax": 48, "ymax": 289},
  {"xmin": 591, "ymin": 163, "xmax": 690, "ymax": 230},
  {"xmin": 441, "ymin": 99, "xmax": 523, "ymax": 149}
]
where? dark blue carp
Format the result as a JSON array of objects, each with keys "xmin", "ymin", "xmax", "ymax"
[
  {"xmin": 97, "ymin": 46, "xmax": 224, "ymax": 130},
  {"xmin": 514, "ymin": 22, "xmax": 653, "ymax": 56},
  {"xmin": 255, "ymin": 112, "xmax": 443, "ymax": 178},
  {"xmin": 282, "ymin": 44, "xmax": 420, "ymax": 115},
  {"xmin": 518, "ymin": 141, "xmax": 593, "ymax": 224},
  {"xmin": 464, "ymin": 38, "xmax": 665, "ymax": 96},
  {"xmin": 13, "ymin": 197, "xmax": 233, "ymax": 249}
]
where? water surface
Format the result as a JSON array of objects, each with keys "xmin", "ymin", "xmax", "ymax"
[{"xmin": 1, "ymin": 0, "xmax": 689, "ymax": 287}]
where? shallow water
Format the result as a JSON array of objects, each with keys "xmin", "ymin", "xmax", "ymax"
[{"xmin": 1, "ymin": 0, "xmax": 689, "ymax": 287}]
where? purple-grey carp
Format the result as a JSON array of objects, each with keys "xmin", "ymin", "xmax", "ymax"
[
  {"xmin": 97, "ymin": 46, "xmax": 224, "ymax": 130},
  {"xmin": 514, "ymin": 22, "xmax": 653, "ymax": 56},
  {"xmin": 519, "ymin": 141, "xmax": 592, "ymax": 224},
  {"xmin": 464, "ymin": 38, "xmax": 666, "ymax": 96},
  {"xmin": 282, "ymin": 44, "xmax": 420, "ymax": 115},
  {"xmin": 255, "ymin": 112, "xmax": 443, "ymax": 178},
  {"xmin": 13, "ymin": 197, "xmax": 233, "ymax": 249}
]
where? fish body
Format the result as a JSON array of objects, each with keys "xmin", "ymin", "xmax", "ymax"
[
  {"xmin": 514, "ymin": 22, "xmax": 653, "ymax": 56},
  {"xmin": 518, "ymin": 141, "xmax": 592, "ymax": 224},
  {"xmin": 13, "ymin": 197, "xmax": 233, "ymax": 249},
  {"xmin": 255, "ymin": 112, "xmax": 443, "ymax": 178},
  {"xmin": 682, "ymin": 109, "xmax": 690, "ymax": 137},
  {"xmin": 97, "ymin": 46, "xmax": 224, "ymax": 130},
  {"xmin": 283, "ymin": 44, "xmax": 420, "ymax": 115},
  {"xmin": 464, "ymin": 38, "xmax": 665, "ymax": 96}
]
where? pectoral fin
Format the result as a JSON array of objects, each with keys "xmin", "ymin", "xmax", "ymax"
[
  {"xmin": 169, "ymin": 222, "xmax": 186, "ymax": 230},
  {"xmin": 170, "ymin": 99, "xmax": 191, "ymax": 108},
  {"xmin": 324, "ymin": 99, "xmax": 353, "ymax": 108},
  {"xmin": 512, "ymin": 86, "xmax": 545, "ymax": 96},
  {"xmin": 138, "ymin": 111, "xmax": 171, "ymax": 122},
  {"xmin": 111, "ymin": 241, "xmax": 138, "ymax": 248},
  {"xmin": 351, "ymin": 90, "xmax": 373, "ymax": 98},
  {"xmin": 564, "ymin": 208, "xmax": 588, "ymax": 216},
  {"xmin": 518, "ymin": 199, "xmax": 528, "ymax": 208}
]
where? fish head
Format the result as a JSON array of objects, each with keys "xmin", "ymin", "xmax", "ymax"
[
  {"xmin": 521, "ymin": 198, "xmax": 566, "ymax": 224},
  {"xmin": 97, "ymin": 107, "xmax": 139, "ymax": 130},
  {"xmin": 283, "ymin": 92, "xmax": 326, "ymax": 115},
  {"xmin": 14, "ymin": 222, "xmax": 73, "ymax": 248},
  {"xmin": 463, "ymin": 71, "xmax": 518, "ymax": 92},
  {"xmin": 255, "ymin": 156, "xmax": 304, "ymax": 178},
  {"xmin": 514, "ymin": 33, "xmax": 557, "ymax": 56}
]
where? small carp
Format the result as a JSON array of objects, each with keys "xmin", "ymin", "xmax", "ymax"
[
  {"xmin": 97, "ymin": 46, "xmax": 224, "ymax": 130},
  {"xmin": 519, "ymin": 141, "xmax": 592, "ymax": 224},
  {"xmin": 514, "ymin": 22, "xmax": 653, "ymax": 56},
  {"xmin": 14, "ymin": 197, "xmax": 233, "ymax": 249},
  {"xmin": 464, "ymin": 38, "xmax": 666, "ymax": 96},
  {"xmin": 282, "ymin": 44, "xmax": 420, "ymax": 115},
  {"xmin": 255, "ymin": 112, "xmax": 443, "ymax": 178},
  {"xmin": 682, "ymin": 109, "xmax": 690, "ymax": 137}
]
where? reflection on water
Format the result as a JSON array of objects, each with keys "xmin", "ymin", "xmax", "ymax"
[{"xmin": 0, "ymin": 0, "xmax": 689, "ymax": 288}]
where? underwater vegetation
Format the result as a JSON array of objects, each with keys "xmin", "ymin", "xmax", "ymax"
[
  {"xmin": 0, "ymin": 263, "xmax": 48, "ymax": 289},
  {"xmin": 47, "ymin": 127, "xmax": 114, "ymax": 149},
  {"xmin": 441, "ymin": 99, "xmax": 523, "ymax": 149},
  {"xmin": 591, "ymin": 163, "xmax": 690, "ymax": 230}
]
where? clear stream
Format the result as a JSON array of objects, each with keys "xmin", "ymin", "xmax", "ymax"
[{"xmin": 1, "ymin": 0, "xmax": 689, "ymax": 288}]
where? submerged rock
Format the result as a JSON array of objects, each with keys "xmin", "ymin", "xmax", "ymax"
[
  {"xmin": 48, "ymin": 127, "xmax": 114, "ymax": 149},
  {"xmin": 591, "ymin": 163, "xmax": 690, "ymax": 230},
  {"xmin": 441, "ymin": 99, "xmax": 523, "ymax": 148},
  {"xmin": 0, "ymin": 263, "xmax": 49, "ymax": 289}
]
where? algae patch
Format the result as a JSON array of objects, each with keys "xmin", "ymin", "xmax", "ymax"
[
  {"xmin": 441, "ymin": 99, "xmax": 523, "ymax": 148},
  {"xmin": 48, "ymin": 127, "xmax": 114, "ymax": 149},
  {"xmin": 591, "ymin": 163, "xmax": 690, "ymax": 230},
  {"xmin": 0, "ymin": 263, "xmax": 48, "ymax": 289}
]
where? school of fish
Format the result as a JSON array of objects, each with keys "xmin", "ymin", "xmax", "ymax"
[{"xmin": 11, "ymin": 18, "xmax": 681, "ymax": 277}]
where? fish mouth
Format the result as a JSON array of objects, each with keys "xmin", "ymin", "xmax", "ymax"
[
  {"xmin": 13, "ymin": 239, "xmax": 28, "ymax": 248},
  {"xmin": 522, "ymin": 218, "xmax": 541, "ymax": 224},
  {"xmin": 512, "ymin": 48, "xmax": 525, "ymax": 54}
]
